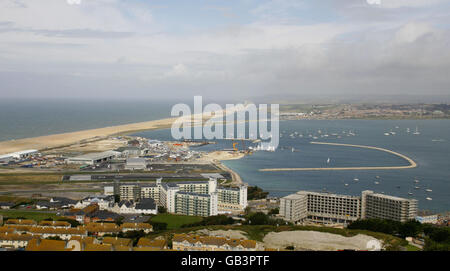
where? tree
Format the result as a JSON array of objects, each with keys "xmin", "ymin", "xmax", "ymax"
[
  {"xmin": 150, "ymin": 221, "xmax": 167, "ymax": 231},
  {"xmin": 268, "ymin": 208, "xmax": 279, "ymax": 215},
  {"xmin": 158, "ymin": 206, "xmax": 167, "ymax": 214},
  {"xmin": 247, "ymin": 212, "xmax": 270, "ymax": 225}
]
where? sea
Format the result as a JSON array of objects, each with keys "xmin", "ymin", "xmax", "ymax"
[{"xmin": 0, "ymin": 99, "xmax": 448, "ymax": 213}]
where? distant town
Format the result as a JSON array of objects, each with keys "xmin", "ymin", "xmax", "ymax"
[{"xmin": 280, "ymin": 103, "xmax": 450, "ymax": 120}]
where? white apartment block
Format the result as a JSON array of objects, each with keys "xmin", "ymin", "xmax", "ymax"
[
  {"xmin": 216, "ymin": 185, "xmax": 248, "ymax": 213},
  {"xmin": 361, "ymin": 190, "xmax": 418, "ymax": 222},
  {"xmin": 279, "ymin": 193, "xmax": 308, "ymax": 222},
  {"xmin": 175, "ymin": 192, "xmax": 218, "ymax": 217},
  {"xmin": 114, "ymin": 178, "xmax": 247, "ymax": 216},
  {"xmin": 281, "ymin": 190, "xmax": 418, "ymax": 224}
]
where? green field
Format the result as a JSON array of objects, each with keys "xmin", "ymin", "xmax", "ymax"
[
  {"xmin": 150, "ymin": 214, "xmax": 203, "ymax": 229},
  {"xmin": 0, "ymin": 210, "xmax": 62, "ymax": 222}
]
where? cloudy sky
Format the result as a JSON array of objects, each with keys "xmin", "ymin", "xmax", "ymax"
[{"xmin": 0, "ymin": 0, "xmax": 449, "ymax": 102}]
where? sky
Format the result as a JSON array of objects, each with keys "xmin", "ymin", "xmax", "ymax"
[{"xmin": 0, "ymin": 0, "xmax": 450, "ymax": 103}]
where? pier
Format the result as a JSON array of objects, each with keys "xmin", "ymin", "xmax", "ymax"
[{"xmin": 259, "ymin": 141, "xmax": 417, "ymax": 172}]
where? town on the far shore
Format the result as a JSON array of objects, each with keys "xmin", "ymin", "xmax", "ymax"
[{"xmin": 0, "ymin": 135, "xmax": 448, "ymax": 251}]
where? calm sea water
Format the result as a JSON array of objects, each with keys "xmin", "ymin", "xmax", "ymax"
[
  {"xmin": 0, "ymin": 99, "xmax": 172, "ymax": 141},
  {"xmin": 134, "ymin": 119, "xmax": 450, "ymax": 213}
]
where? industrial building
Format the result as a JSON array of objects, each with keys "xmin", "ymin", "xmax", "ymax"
[
  {"xmin": 66, "ymin": 151, "xmax": 121, "ymax": 165},
  {"xmin": 280, "ymin": 190, "xmax": 418, "ymax": 224},
  {"xmin": 124, "ymin": 158, "xmax": 147, "ymax": 170},
  {"xmin": 0, "ymin": 150, "xmax": 39, "ymax": 162}
]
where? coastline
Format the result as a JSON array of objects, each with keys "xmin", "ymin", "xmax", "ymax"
[{"xmin": 0, "ymin": 116, "xmax": 178, "ymax": 155}]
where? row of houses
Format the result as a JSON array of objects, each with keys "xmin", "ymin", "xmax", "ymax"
[
  {"xmin": 22, "ymin": 236, "xmax": 167, "ymax": 251},
  {"xmin": 0, "ymin": 220, "xmax": 154, "ymax": 250},
  {"xmin": 172, "ymin": 234, "xmax": 258, "ymax": 251},
  {"xmin": 2, "ymin": 219, "xmax": 153, "ymax": 238}
]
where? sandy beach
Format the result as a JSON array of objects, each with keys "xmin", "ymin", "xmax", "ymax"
[{"xmin": 0, "ymin": 116, "xmax": 178, "ymax": 155}]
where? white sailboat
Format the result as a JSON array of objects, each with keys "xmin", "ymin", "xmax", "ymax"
[{"xmin": 413, "ymin": 126, "xmax": 420, "ymax": 135}]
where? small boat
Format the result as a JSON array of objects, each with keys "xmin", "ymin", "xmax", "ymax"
[
  {"xmin": 384, "ymin": 133, "xmax": 390, "ymax": 136},
  {"xmin": 413, "ymin": 126, "xmax": 420, "ymax": 135},
  {"xmin": 414, "ymin": 186, "xmax": 420, "ymax": 189},
  {"xmin": 425, "ymin": 189, "xmax": 432, "ymax": 192},
  {"xmin": 344, "ymin": 184, "xmax": 349, "ymax": 187},
  {"xmin": 408, "ymin": 192, "xmax": 413, "ymax": 195},
  {"xmin": 406, "ymin": 128, "xmax": 411, "ymax": 133},
  {"xmin": 414, "ymin": 179, "xmax": 420, "ymax": 183},
  {"xmin": 426, "ymin": 197, "xmax": 432, "ymax": 201},
  {"xmin": 374, "ymin": 181, "xmax": 380, "ymax": 185},
  {"xmin": 376, "ymin": 176, "xmax": 380, "ymax": 179},
  {"xmin": 353, "ymin": 178, "xmax": 359, "ymax": 182}
]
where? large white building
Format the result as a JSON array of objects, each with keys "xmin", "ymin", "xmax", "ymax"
[
  {"xmin": 361, "ymin": 190, "xmax": 418, "ymax": 222},
  {"xmin": 280, "ymin": 190, "xmax": 418, "ymax": 224},
  {"xmin": 0, "ymin": 150, "xmax": 39, "ymax": 162},
  {"xmin": 66, "ymin": 151, "xmax": 120, "ymax": 165},
  {"xmin": 112, "ymin": 178, "xmax": 247, "ymax": 217}
]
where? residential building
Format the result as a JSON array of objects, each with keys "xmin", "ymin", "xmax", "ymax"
[
  {"xmin": 175, "ymin": 192, "xmax": 218, "ymax": 217},
  {"xmin": 361, "ymin": 190, "xmax": 418, "ymax": 222},
  {"xmin": 116, "ymin": 178, "xmax": 247, "ymax": 216},
  {"xmin": 172, "ymin": 234, "xmax": 257, "ymax": 251},
  {"xmin": 279, "ymin": 193, "xmax": 308, "ymax": 222},
  {"xmin": 280, "ymin": 190, "xmax": 418, "ymax": 224}
]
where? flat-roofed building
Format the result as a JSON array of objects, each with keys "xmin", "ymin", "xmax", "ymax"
[
  {"xmin": 10, "ymin": 150, "xmax": 39, "ymax": 159},
  {"xmin": 279, "ymin": 191, "xmax": 361, "ymax": 224},
  {"xmin": 361, "ymin": 190, "xmax": 418, "ymax": 222},
  {"xmin": 302, "ymin": 191, "xmax": 362, "ymax": 224},
  {"xmin": 280, "ymin": 193, "xmax": 308, "ymax": 222},
  {"xmin": 124, "ymin": 158, "xmax": 147, "ymax": 170},
  {"xmin": 119, "ymin": 184, "xmax": 142, "ymax": 201},
  {"xmin": 66, "ymin": 151, "xmax": 120, "ymax": 165},
  {"xmin": 175, "ymin": 192, "xmax": 218, "ymax": 217},
  {"xmin": 217, "ymin": 184, "xmax": 248, "ymax": 212}
]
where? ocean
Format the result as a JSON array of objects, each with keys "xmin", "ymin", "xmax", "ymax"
[
  {"xmin": 0, "ymin": 100, "xmax": 448, "ymax": 212},
  {"xmin": 0, "ymin": 99, "xmax": 172, "ymax": 142}
]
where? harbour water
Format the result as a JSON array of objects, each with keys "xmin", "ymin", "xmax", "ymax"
[{"xmin": 134, "ymin": 119, "xmax": 450, "ymax": 213}]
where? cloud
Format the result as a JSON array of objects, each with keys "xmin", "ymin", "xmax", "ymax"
[{"xmin": 0, "ymin": 0, "xmax": 449, "ymax": 101}]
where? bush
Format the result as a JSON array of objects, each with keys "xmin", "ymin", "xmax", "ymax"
[
  {"xmin": 247, "ymin": 186, "xmax": 269, "ymax": 200},
  {"xmin": 158, "ymin": 206, "xmax": 167, "ymax": 214},
  {"xmin": 181, "ymin": 215, "xmax": 235, "ymax": 228},
  {"xmin": 150, "ymin": 221, "xmax": 168, "ymax": 231}
]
